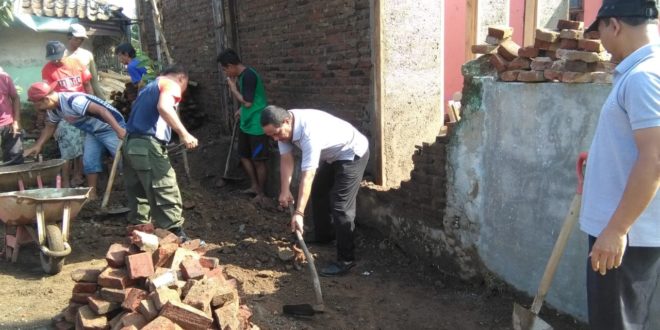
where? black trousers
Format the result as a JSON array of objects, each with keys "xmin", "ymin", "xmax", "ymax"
[
  {"xmin": 311, "ymin": 150, "xmax": 369, "ymax": 262},
  {"xmin": 587, "ymin": 235, "xmax": 660, "ymax": 330},
  {"xmin": 0, "ymin": 124, "xmax": 23, "ymax": 166}
]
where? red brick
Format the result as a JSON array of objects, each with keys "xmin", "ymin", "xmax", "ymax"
[
  {"xmin": 70, "ymin": 293, "xmax": 94, "ymax": 304},
  {"xmin": 559, "ymin": 29, "xmax": 583, "ymax": 40},
  {"xmin": 530, "ymin": 57, "xmax": 553, "ymax": 71},
  {"xmin": 565, "ymin": 60, "xmax": 595, "ymax": 73},
  {"xmin": 126, "ymin": 252, "xmax": 155, "ymax": 279},
  {"xmin": 71, "ymin": 268, "xmax": 103, "ymax": 283},
  {"xmin": 557, "ymin": 19, "xmax": 583, "ymax": 30},
  {"xmin": 108, "ymin": 311, "xmax": 127, "ymax": 329},
  {"xmin": 63, "ymin": 303, "xmax": 83, "ymax": 323},
  {"xmin": 543, "ymin": 70, "xmax": 563, "ymax": 82},
  {"xmin": 517, "ymin": 70, "xmax": 546, "ymax": 82},
  {"xmin": 98, "ymin": 267, "xmax": 134, "ymax": 289},
  {"xmin": 204, "ymin": 267, "xmax": 226, "ymax": 282},
  {"xmin": 534, "ymin": 39, "xmax": 560, "ymax": 51},
  {"xmin": 518, "ymin": 46, "xmax": 539, "ymax": 58},
  {"xmin": 123, "ymin": 287, "xmax": 148, "ymax": 312},
  {"xmin": 120, "ymin": 326, "xmax": 138, "ymax": 330},
  {"xmin": 213, "ymin": 300, "xmax": 239, "ymax": 330},
  {"xmin": 559, "ymin": 38, "xmax": 578, "ymax": 50},
  {"xmin": 561, "ymin": 71, "xmax": 592, "ymax": 83},
  {"xmin": 154, "ymin": 228, "xmax": 179, "ymax": 244},
  {"xmin": 147, "ymin": 268, "xmax": 179, "ymax": 291},
  {"xmin": 142, "ymin": 316, "xmax": 181, "ymax": 330},
  {"xmin": 87, "ymin": 295, "xmax": 120, "ymax": 315},
  {"xmin": 489, "ymin": 54, "xmax": 508, "ymax": 73},
  {"xmin": 497, "ymin": 39, "xmax": 520, "ymax": 61},
  {"xmin": 160, "ymin": 301, "xmax": 214, "ymax": 330},
  {"xmin": 99, "ymin": 287, "xmax": 126, "ymax": 303},
  {"xmin": 73, "ymin": 282, "xmax": 98, "ymax": 294},
  {"xmin": 535, "ymin": 28, "xmax": 559, "ymax": 42},
  {"xmin": 153, "ymin": 243, "xmax": 178, "ymax": 268},
  {"xmin": 181, "ymin": 239, "xmax": 201, "ymax": 251},
  {"xmin": 471, "ymin": 44, "xmax": 498, "ymax": 55},
  {"xmin": 485, "ymin": 35, "xmax": 506, "ymax": 45},
  {"xmin": 584, "ymin": 31, "xmax": 600, "ymax": 39},
  {"xmin": 126, "ymin": 223, "xmax": 154, "ymax": 236},
  {"xmin": 193, "ymin": 245, "xmax": 210, "ymax": 256},
  {"xmin": 171, "ymin": 248, "xmax": 200, "ymax": 271},
  {"xmin": 238, "ymin": 304, "xmax": 253, "ymax": 329},
  {"xmin": 138, "ymin": 298, "xmax": 159, "ymax": 322},
  {"xmin": 210, "ymin": 286, "xmax": 239, "ymax": 308},
  {"xmin": 153, "ymin": 287, "xmax": 182, "ymax": 310},
  {"xmin": 507, "ymin": 57, "xmax": 531, "ymax": 70},
  {"xmin": 181, "ymin": 258, "xmax": 205, "ymax": 280},
  {"xmin": 131, "ymin": 231, "xmax": 160, "ymax": 252},
  {"xmin": 183, "ymin": 278, "xmax": 226, "ymax": 316},
  {"xmin": 487, "ymin": 25, "xmax": 513, "ymax": 40},
  {"xmin": 226, "ymin": 278, "xmax": 238, "ymax": 290},
  {"xmin": 578, "ymin": 38, "xmax": 604, "ymax": 52},
  {"xmin": 76, "ymin": 305, "xmax": 108, "ymax": 330},
  {"xmin": 499, "ymin": 70, "xmax": 520, "ymax": 82},
  {"xmin": 120, "ymin": 312, "xmax": 148, "ymax": 329},
  {"xmin": 106, "ymin": 243, "xmax": 133, "ymax": 268},
  {"xmin": 199, "ymin": 257, "xmax": 219, "ymax": 269}
]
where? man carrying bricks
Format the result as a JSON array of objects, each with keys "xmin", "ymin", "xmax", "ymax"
[
  {"xmin": 123, "ymin": 64, "xmax": 197, "ymax": 242},
  {"xmin": 217, "ymin": 49, "xmax": 269, "ymax": 204},
  {"xmin": 579, "ymin": 1, "xmax": 660, "ymax": 329},
  {"xmin": 261, "ymin": 105, "xmax": 369, "ymax": 277}
]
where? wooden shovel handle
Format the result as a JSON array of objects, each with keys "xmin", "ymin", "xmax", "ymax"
[{"xmin": 101, "ymin": 140, "xmax": 123, "ymax": 209}]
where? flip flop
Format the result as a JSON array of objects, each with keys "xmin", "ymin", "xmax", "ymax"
[{"xmin": 319, "ymin": 261, "xmax": 355, "ymax": 277}]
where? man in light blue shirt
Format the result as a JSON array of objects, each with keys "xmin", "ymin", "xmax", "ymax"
[{"xmin": 580, "ymin": 0, "xmax": 660, "ymax": 328}]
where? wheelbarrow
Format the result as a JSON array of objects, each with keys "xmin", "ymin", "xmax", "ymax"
[
  {"xmin": 0, "ymin": 188, "xmax": 91, "ymax": 274},
  {"xmin": 0, "ymin": 159, "xmax": 66, "ymax": 192}
]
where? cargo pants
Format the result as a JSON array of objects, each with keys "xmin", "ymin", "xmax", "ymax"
[{"xmin": 123, "ymin": 135, "xmax": 184, "ymax": 230}]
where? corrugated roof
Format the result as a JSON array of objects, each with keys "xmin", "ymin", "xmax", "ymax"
[{"xmin": 20, "ymin": 0, "xmax": 123, "ymax": 21}]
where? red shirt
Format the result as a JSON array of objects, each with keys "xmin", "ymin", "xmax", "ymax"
[{"xmin": 41, "ymin": 58, "xmax": 92, "ymax": 93}]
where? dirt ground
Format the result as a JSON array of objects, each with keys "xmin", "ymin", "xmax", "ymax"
[{"xmin": 0, "ymin": 132, "xmax": 587, "ymax": 330}]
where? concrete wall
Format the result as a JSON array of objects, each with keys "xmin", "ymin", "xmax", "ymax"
[
  {"xmin": 380, "ymin": 0, "xmax": 443, "ymax": 187},
  {"xmin": 538, "ymin": 0, "xmax": 569, "ymax": 29},
  {"xmin": 476, "ymin": 0, "xmax": 509, "ymax": 43}
]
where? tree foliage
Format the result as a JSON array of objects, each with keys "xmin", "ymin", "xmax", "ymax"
[{"xmin": 0, "ymin": 0, "xmax": 13, "ymax": 27}]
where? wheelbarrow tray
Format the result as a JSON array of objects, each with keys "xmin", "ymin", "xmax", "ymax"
[
  {"xmin": 0, "ymin": 159, "xmax": 66, "ymax": 192},
  {"xmin": 0, "ymin": 188, "xmax": 91, "ymax": 226}
]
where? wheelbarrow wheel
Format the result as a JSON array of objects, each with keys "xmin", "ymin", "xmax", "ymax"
[{"xmin": 39, "ymin": 225, "xmax": 65, "ymax": 275}]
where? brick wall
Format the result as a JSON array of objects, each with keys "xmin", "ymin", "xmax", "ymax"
[{"xmin": 234, "ymin": 0, "xmax": 373, "ymax": 133}]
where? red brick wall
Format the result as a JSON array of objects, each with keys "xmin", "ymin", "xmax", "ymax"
[{"xmin": 235, "ymin": 0, "xmax": 373, "ymax": 133}]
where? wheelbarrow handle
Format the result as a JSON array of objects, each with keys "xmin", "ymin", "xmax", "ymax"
[{"xmin": 576, "ymin": 152, "xmax": 588, "ymax": 195}]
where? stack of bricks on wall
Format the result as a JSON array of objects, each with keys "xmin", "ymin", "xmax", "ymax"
[
  {"xmin": 52, "ymin": 224, "xmax": 257, "ymax": 330},
  {"xmin": 472, "ymin": 19, "xmax": 615, "ymax": 84}
]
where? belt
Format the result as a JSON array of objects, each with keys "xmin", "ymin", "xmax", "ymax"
[{"xmin": 127, "ymin": 133, "xmax": 167, "ymax": 145}]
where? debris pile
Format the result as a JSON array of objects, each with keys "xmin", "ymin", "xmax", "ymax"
[
  {"xmin": 471, "ymin": 19, "xmax": 614, "ymax": 84},
  {"xmin": 52, "ymin": 224, "xmax": 258, "ymax": 330}
]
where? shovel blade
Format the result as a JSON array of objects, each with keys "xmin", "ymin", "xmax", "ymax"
[{"xmin": 512, "ymin": 303, "xmax": 553, "ymax": 330}]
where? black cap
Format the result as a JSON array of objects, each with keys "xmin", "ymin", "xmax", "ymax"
[
  {"xmin": 45, "ymin": 40, "xmax": 66, "ymax": 61},
  {"xmin": 585, "ymin": 0, "xmax": 659, "ymax": 32}
]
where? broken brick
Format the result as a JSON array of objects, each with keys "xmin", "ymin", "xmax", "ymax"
[
  {"xmin": 98, "ymin": 267, "xmax": 135, "ymax": 289},
  {"xmin": 131, "ymin": 231, "xmax": 160, "ymax": 252},
  {"xmin": 142, "ymin": 316, "xmax": 182, "ymax": 330},
  {"xmin": 183, "ymin": 278, "xmax": 225, "ymax": 316},
  {"xmin": 181, "ymin": 239, "xmax": 202, "ymax": 251},
  {"xmin": 485, "ymin": 35, "xmax": 506, "ymax": 45},
  {"xmin": 499, "ymin": 70, "xmax": 520, "ymax": 82},
  {"xmin": 238, "ymin": 304, "xmax": 253, "ymax": 329},
  {"xmin": 154, "ymin": 228, "xmax": 179, "ymax": 245},
  {"xmin": 213, "ymin": 300, "xmax": 239, "ymax": 330},
  {"xmin": 497, "ymin": 39, "xmax": 520, "ymax": 61},
  {"xmin": 106, "ymin": 243, "xmax": 134, "ymax": 268},
  {"xmin": 508, "ymin": 57, "xmax": 531, "ymax": 70},
  {"xmin": 148, "ymin": 269, "xmax": 179, "ymax": 291},
  {"xmin": 559, "ymin": 38, "xmax": 578, "ymax": 50},
  {"xmin": 71, "ymin": 269, "xmax": 103, "ymax": 283},
  {"xmin": 557, "ymin": 19, "xmax": 583, "ymax": 30},
  {"xmin": 489, "ymin": 54, "xmax": 508, "ymax": 73},
  {"xmin": 565, "ymin": 60, "xmax": 595, "ymax": 73},
  {"xmin": 181, "ymin": 258, "xmax": 205, "ymax": 280},
  {"xmin": 70, "ymin": 293, "xmax": 94, "ymax": 304},
  {"xmin": 210, "ymin": 286, "xmax": 239, "ymax": 308},
  {"xmin": 556, "ymin": 49, "xmax": 608, "ymax": 63},
  {"xmin": 153, "ymin": 287, "xmax": 182, "ymax": 310},
  {"xmin": 76, "ymin": 305, "xmax": 108, "ymax": 330},
  {"xmin": 126, "ymin": 223, "xmax": 154, "ymax": 236},
  {"xmin": 534, "ymin": 39, "xmax": 560, "ymax": 51},
  {"xmin": 518, "ymin": 46, "xmax": 539, "ymax": 58},
  {"xmin": 99, "ymin": 287, "xmax": 126, "ymax": 303},
  {"xmin": 535, "ymin": 28, "xmax": 559, "ymax": 43},
  {"xmin": 488, "ymin": 25, "xmax": 513, "ymax": 40},
  {"xmin": 153, "ymin": 243, "xmax": 178, "ymax": 268},
  {"xmin": 530, "ymin": 57, "xmax": 553, "ymax": 71},
  {"xmin": 578, "ymin": 38, "xmax": 604, "ymax": 53},
  {"xmin": 138, "ymin": 298, "xmax": 159, "ymax": 322},
  {"xmin": 63, "ymin": 303, "xmax": 83, "ymax": 323},
  {"xmin": 584, "ymin": 31, "xmax": 600, "ymax": 39},
  {"xmin": 72, "ymin": 282, "xmax": 98, "ymax": 294},
  {"xmin": 199, "ymin": 257, "xmax": 219, "ymax": 269},
  {"xmin": 171, "ymin": 248, "xmax": 200, "ymax": 271},
  {"xmin": 517, "ymin": 70, "xmax": 546, "ymax": 82},
  {"xmin": 543, "ymin": 69, "xmax": 564, "ymax": 82},
  {"xmin": 108, "ymin": 311, "xmax": 127, "ymax": 330},
  {"xmin": 559, "ymin": 29, "xmax": 583, "ymax": 40},
  {"xmin": 204, "ymin": 267, "xmax": 226, "ymax": 282},
  {"xmin": 471, "ymin": 44, "xmax": 498, "ymax": 55},
  {"xmin": 561, "ymin": 71, "xmax": 592, "ymax": 83},
  {"xmin": 126, "ymin": 252, "xmax": 155, "ymax": 279},
  {"xmin": 160, "ymin": 301, "xmax": 214, "ymax": 330},
  {"xmin": 120, "ymin": 312, "xmax": 148, "ymax": 329},
  {"xmin": 123, "ymin": 287, "xmax": 148, "ymax": 312},
  {"xmin": 87, "ymin": 295, "xmax": 120, "ymax": 315}
]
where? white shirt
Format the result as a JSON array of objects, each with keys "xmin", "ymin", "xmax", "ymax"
[{"xmin": 278, "ymin": 109, "xmax": 369, "ymax": 171}]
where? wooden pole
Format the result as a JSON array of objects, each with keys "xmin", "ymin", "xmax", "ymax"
[
  {"xmin": 148, "ymin": 0, "xmax": 173, "ymax": 64},
  {"xmin": 373, "ymin": 0, "xmax": 385, "ymax": 186},
  {"xmin": 523, "ymin": 0, "xmax": 538, "ymax": 46},
  {"xmin": 465, "ymin": 0, "xmax": 479, "ymax": 61}
]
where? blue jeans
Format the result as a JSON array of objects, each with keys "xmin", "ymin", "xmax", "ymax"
[{"xmin": 83, "ymin": 129, "xmax": 121, "ymax": 174}]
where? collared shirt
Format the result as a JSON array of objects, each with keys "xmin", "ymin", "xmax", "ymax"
[
  {"xmin": 580, "ymin": 43, "xmax": 660, "ymax": 247},
  {"xmin": 277, "ymin": 109, "xmax": 369, "ymax": 171},
  {"xmin": 46, "ymin": 92, "xmax": 125, "ymax": 134}
]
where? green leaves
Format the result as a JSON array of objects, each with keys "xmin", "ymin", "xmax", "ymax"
[{"xmin": 0, "ymin": 0, "xmax": 14, "ymax": 27}]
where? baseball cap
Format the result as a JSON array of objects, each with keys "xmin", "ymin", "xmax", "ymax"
[
  {"xmin": 69, "ymin": 23, "xmax": 88, "ymax": 38},
  {"xmin": 27, "ymin": 82, "xmax": 54, "ymax": 102},
  {"xmin": 45, "ymin": 41, "xmax": 66, "ymax": 61},
  {"xmin": 585, "ymin": 0, "xmax": 659, "ymax": 32}
]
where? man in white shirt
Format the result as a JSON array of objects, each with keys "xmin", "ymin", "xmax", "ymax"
[
  {"xmin": 65, "ymin": 23, "xmax": 105, "ymax": 99},
  {"xmin": 261, "ymin": 105, "xmax": 369, "ymax": 276}
]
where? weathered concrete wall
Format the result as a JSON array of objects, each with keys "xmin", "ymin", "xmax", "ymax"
[
  {"xmin": 476, "ymin": 0, "xmax": 509, "ymax": 44},
  {"xmin": 380, "ymin": 0, "xmax": 443, "ymax": 187},
  {"xmin": 537, "ymin": 0, "xmax": 569, "ymax": 29}
]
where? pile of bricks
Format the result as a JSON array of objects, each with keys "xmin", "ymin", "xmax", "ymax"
[
  {"xmin": 52, "ymin": 224, "xmax": 257, "ymax": 330},
  {"xmin": 471, "ymin": 19, "xmax": 614, "ymax": 84}
]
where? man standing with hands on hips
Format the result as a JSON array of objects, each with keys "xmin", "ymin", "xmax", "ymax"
[
  {"xmin": 579, "ymin": 0, "xmax": 660, "ymax": 328},
  {"xmin": 261, "ymin": 105, "xmax": 369, "ymax": 277}
]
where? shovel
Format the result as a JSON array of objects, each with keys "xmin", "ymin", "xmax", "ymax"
[
  {"xmin": 217, "ymin": 121, "xmax": 242, "ymax": 186},
  {"xmin": 512, "ymin": 152, "xmax": 587, "ymax": 330},
  {"xmin": 283, "ymin": 205, "xmax": 325, "ymax": 317},
  {"xmin": 99, "ymin": 140, "xmax": 129, "ymax": 215}
]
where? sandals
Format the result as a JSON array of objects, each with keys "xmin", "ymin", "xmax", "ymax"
[{"xmin": 319, "ymin": 261, "xmax": 355, "ymax": 277}]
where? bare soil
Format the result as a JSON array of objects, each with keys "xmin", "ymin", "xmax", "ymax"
[{"xmin": 0, "ymin": 133, "xmax": 587, "ymax": 330}]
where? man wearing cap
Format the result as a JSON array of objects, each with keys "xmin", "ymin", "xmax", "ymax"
[
  {"xmin": 65, "ymin": 23, "xmax": 105, "ymax": 99},
  {"xmin": 123, "ymin": 64, "xmax": 197, "ymax": 241},
  {"xmin": 24, "ymin": 82, "xmax": 126, "ymax": 200},
  {"xmin": 579, "ymin": 1, "xmax": 660, "ymax": 328},
  {"xmin": 42, "ymin": 40, "xmax": 91, "ymax": 188},
  {"xmin": 0, "ymin": 67, "xmax": 23, "ymax": 166}
]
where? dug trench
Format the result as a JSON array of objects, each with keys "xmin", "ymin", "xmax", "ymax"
[{"xmin": 0, "ymin": 130, "xmax": 587, "ymax": 330}]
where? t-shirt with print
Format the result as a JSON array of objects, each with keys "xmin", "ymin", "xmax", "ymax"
[
  {"xmin": 127, "ymin": 77, "xmax": 181, "ymax": 143},
  {"xmin": 42, "ymin": 58, "xmax": 92, "ymax": 93},
  {"xmin": 0, "ymin": 71, "xmax": 17, "ymax": 127},
  {"xmin": 46, "ymin": 92, "xmax": 126, "ymax": 134}
]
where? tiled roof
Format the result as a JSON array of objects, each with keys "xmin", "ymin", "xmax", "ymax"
[{"xmin": 20, "ymin": 0, "xmax": 122, "ymax": 21}]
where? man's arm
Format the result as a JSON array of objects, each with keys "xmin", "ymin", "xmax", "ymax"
[
  {"xmin": 9, "ymin": 84, "xmax": 20, "ymax": 135},
  {"xmin": 279, "ymin": 151, "xmax": 295, "ymax": 203},
  {"xmin": 157, "ymin": 91, "xmax": 197, "ymax": 149},
  {"xmin": 85, "ymin": 103, "xmax": 126, "ymax": 139},
  {"xmin": 23, "ymin": 122, "xmax": 57, "ymax": 157},
  {"xmin": 591, "ymin": 126, "xmax": 660, "ymax": 275}
]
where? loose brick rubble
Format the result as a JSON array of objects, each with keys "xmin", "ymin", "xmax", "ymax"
[
  {"xmin": 471, "ymin": 19, "xmax": 613, "ymax": 84},
  {"xmin": 54, "ymin": 229, "xmax": 258, "ymax": 330}
]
